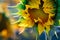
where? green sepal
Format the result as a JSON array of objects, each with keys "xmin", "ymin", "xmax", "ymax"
[
  {"xmin": 14, "ymin": 16, "xmax": 25, "ymax": 24},
  {"xmin": 20, "ymin": 0, "xmax": 28, "ymax": 5},
  {"xmin": 16, "ymin": 3, "xmax": 26, "ymax": 10}
]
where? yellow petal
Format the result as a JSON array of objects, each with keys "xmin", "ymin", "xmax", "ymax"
[
  {"xmin": 18, "ymin": 10, "xmax": 30, "ymax": 19},
  {"xmin": 49, "ymin": 13, "xmax": 55, "ymax": 19},
  {"xmin": 18, "ymin": 18, "xmax": 34, "ymax": 28},
  {"xmin": 38, "ymin": 23, "xmax": 44, "ymax": 35},
  {"xmin": 27, "ymin": 0, "xmax": 40, "ymax": 9},
  {"xmin": 43, "ymin": 1, "xmax": 55, "ymax": 13},
  {"xmin": 44, "ymin": 19, "xmax": 54, "ymax": 26},
  {"xmin": 45, "ymin": 26, "xmax": 50, "ymax": 34},
  {"xmin": 34, "ymin": 19, "xmax": 38, "ymax": 23}
]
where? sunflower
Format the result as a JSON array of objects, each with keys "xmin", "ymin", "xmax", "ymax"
[{"xmin": 15, "ymin": 0, "xmax": 56, "ymax": 35}]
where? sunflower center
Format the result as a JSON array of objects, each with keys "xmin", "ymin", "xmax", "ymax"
[{"xmin": 28, "ymin": 8, "xmax": 49, "ymax": 24}]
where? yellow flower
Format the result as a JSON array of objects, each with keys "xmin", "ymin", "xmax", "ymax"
[
  {"xmin": 16, "ymin": 0, "xmax": 55, "ymax": 35},
  {"xmin": 17, "ymin": 7, "xmax": 53, "ymax": 35},
  {"xmin": 26, "ymin": 7, "xmax": 49, "ymax": 25}
]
